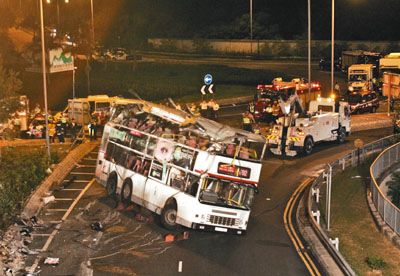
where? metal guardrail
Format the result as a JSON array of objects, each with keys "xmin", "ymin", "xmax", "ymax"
[
  {"xmin": 370, "ymin": 142, "xmax": 400, "ymax": 236},
  {"xmin": 308, "ymin": 135, "xmax": 397, "ymax": 276}
]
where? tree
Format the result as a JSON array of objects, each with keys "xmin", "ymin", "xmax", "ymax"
[
  {"xmin": 387, "ymin": 171, "xmax": 400, "ymax": 208},
  {"xmin": 0, "ymin": 58, "xmax": 22, "ymax": 123}
]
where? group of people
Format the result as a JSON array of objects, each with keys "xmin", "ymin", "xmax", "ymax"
[{"xmin": 161, "ymin": 99, "xmax": 220, "ymax": 121}]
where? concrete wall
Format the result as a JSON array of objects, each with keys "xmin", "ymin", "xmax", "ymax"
[{"xmin": 148, "ymin": 38, "xmax": 400, "ymax": 57}]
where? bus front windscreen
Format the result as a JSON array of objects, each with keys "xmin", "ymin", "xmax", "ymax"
[{"xmin": 199, "ymin": 177, "xmax": 255, "ymax": 209}]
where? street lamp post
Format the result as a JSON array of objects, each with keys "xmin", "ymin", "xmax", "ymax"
[
  {"xmin": 331, "ymin": 0, "xmax": 335, "ymax": 94},
  {"xmin": 250, "ymin": 0, "xmax": 253, "ymax": 54},
  {"xmin": 308, "ymin": 0, "xmax": 311, "ymax": 102},
  {"xmin": 40, "ymin": 0, "xmax": 51, "ymax": 158},
  {"xmin": 90, "ymin": 0, "xmax": 95, "ymax": 44}
]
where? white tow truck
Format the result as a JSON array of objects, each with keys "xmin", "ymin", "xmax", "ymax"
[{"xmin": 267, "ymin": 95, "xmax": 351, "ymax": 156}]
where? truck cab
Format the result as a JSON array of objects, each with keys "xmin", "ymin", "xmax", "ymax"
[{"xmin": 348, "ymin": 64, "xmax": 376, "ymax": 93}]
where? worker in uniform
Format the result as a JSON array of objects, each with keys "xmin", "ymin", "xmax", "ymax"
[
  {"xmin": 242, "ymin": 111, "xmax": 255, "ymax": 132},
  {"xmin": 264, "ymin": 103, "xmax": 273, "ymax": 124},
  {"xmin": 207, "ymin": 99, "xmax": 214, "ymax": 120},
  {"xmin": 55, "ymin": 119, "xmax": 65, "ymax": 143},
  {"xmin": 48, "ymin": 120, "xmax": 56, "ymax": 143},
  {"xmin": 88, "ymin": 116, "xmax": 98, "ymax": 140},
  {"xmin": 253, "ymin": 123, "xmax": 262, "ymax": 135},
  {"xmin": 69, "ymin": 118, "xmax": 77, "ymax": 142},
  {"xmin": 175, "ymin": 102, "xmax": 182, "ymax": 110},
  {"xmin": 200, "ymin": 100, "xmax": 208, "ymax": 118},
  {"xmin": 272, "ymin": 101, "xmax": 280, "ymax": 124},
  {"xmin": 248, "ymin": 102, "xmax": 256, "ymax": 117},
  {"xmin": 189, "ymin": 102, "xmax": 197, "ymax": 115},
  {"xmin": 13, "ymin": 115, "xmax": 21, "ymax": 137},
  {"xmin": 60, "ymin": 113, "xmax": 68, "ymax": 136},
  {"xmin": 34, "ymin": 103, "xmax": 41, "ymax": 115},
  {"xmin": 47, "ymin": 110, "xmax": 53, "ymax": 122},
  {"xmin": 212, "ymin": 99, "xmax": 220, "ymax": 121}
]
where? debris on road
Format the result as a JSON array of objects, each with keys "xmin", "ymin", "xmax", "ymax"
[
  {"xmin": 43, "ymin": 257, "xmax": 59, "ymax": 265},
  {"xmin": 164, "ymin": 231, "xmax": 190, "ymax": 242},
  {"xmin": 90, "ymin": 222, "xmax": 103, "ymax": 231},
  {"xmin": 42, "ymin": 195, "xmax": 55, "ymax": 205}
]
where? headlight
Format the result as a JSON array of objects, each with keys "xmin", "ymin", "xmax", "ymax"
[{"xmin": 348, "ymin": 86, "xmax": 354, "ymax": 92}]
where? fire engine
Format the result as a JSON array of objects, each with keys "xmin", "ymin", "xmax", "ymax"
[
  {"xmin": 267, "ymin": 94, "xmax": 351, "ymax": 156},
  {"xmin": 254, "ymin": 78, "xmax": 321, "ymax": 122}
]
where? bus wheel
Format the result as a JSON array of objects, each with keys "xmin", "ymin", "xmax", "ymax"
[
  {"xmin": 161, "ymin": 203, "xmax": 177, "ymax": 230},
  {"xmin": 121, "ymin": 180, "xmax": 132, "ymax": 204},
  {"xmin": 106, "ymin": 175, "xmax": 117, "ymax": 196}
]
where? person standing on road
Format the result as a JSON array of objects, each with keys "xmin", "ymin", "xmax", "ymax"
[
  {"xmin": 248, "ymin": 102, "xmax": 256, "ymax": 117},
  {"xmin": 89, "ymin": 116, "xmax": 98, "ymax": 140},
  {"xmin": 334, "ymin": 82, "xmax": 341, "ymax": 95},
  {"xmin": 55, "ymin": 119, "xmax": 65, "ymax": 143},
  {"xmin": 69, "ymin": 118, "xmax": 77, "ymax": 142},
  {"xmin": 242, "ymin": 111, "xmax": 255, "ymax": 132},
  {"xmin": 212, "ymin": 99, "xmax": 220, "ymax": 121},
  {"xmin": 200, "ymin": 100, "xmax": 208, "ymax": 118}
]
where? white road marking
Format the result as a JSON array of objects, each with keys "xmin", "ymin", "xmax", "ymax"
[
  {"xmin": 28, "ymin": 178, "xmax": 95, "ymax": 274},
  {"xmin": 54, "ymin": 198, "xmax": 74, "ymax": 201},
  {"xmin": 63, "ymin": 179, "xmax": 90, "ymax": 183},
  {"xmin": 178, "ymin": 261, "xmax": 183, "ymax": 272}
]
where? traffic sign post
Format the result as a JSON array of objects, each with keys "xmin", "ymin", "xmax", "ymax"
[
  {"xmin": 200, "ymin": 74, "xmax": 215, "ymax": 100},
  {"xmin": 204, "ymin": 74, "xmax": 212, "ymax": 85}
]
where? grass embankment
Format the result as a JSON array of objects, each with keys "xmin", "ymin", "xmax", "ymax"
[
  {"xmin": 87, "ymin": 61, "xmax": 291, "ymax": 104},
  {"xmin": 0, "ymin": 144, "xmax": 70, "ymax": 232},
  {"xmin": 328, "ymin": 159, "xmax": 400, "ymax": 275}
]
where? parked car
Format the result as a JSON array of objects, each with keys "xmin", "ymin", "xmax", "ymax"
[
  {"xmin": 319, "ymin": 57, "xmax": 341, "ymax": 71},
  {"xmin": 347, "ymin": 90, "xmax": 379, "ymax": 114},
  {"xmin": 25, "ymin": 114, "xmax": 46, "ymax": 139}
]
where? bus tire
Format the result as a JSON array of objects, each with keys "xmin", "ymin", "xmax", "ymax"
[
  {"xmin": 106, "ymin": 174, "xmax": 117, "ymax": 196},
  {"xmin": 161, "ymin": 202, "xmax": 178, "ymax": 230},
  {"xmin": 121, "ymin": 179, "xmax": 132, "ymax": 204}
]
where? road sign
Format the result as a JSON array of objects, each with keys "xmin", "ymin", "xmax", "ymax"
[
  {"xmin": 208, "ymin": 84, "xmax": 214, "ymax": 94},
  {"xmin": 204, "ymin": 74, "xmax": 212, "ymax": 85},
  {"xmin": 200, "ymin": 85, "xmax": 206, "ymax": 95}
]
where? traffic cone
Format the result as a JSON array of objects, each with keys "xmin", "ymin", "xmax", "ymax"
[{"xmin": 115, "ymin": 202, "xmax": 125, "ymax": 211}]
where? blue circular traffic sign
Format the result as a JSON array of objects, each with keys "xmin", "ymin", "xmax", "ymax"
[{"xmin": 204, "ymin": 74, "xmax": 213, "ymax": 85}]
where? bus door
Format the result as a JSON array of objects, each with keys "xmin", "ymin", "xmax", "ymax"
[{"xmin": 144, "ymin": 161, "xmax": 177, "ymax": 213}]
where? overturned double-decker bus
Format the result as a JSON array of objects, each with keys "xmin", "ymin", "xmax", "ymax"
[{"xmin": 96, "ymin": 99, "xmax": 267, "ymax": 235}]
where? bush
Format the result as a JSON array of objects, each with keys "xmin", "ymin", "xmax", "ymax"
[
  {"xmin": 365, "ymin": 256, "xmax": 386, "ymax": 270},
  {"xmin": 0, "ymin": 146, "xmax": 61, "ymax": 231}
]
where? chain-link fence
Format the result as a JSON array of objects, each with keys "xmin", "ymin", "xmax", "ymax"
[{"xmin": 308, "ymin": 135, "xmax": 398, "ymax": 275}]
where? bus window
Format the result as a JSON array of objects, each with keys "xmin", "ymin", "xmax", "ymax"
[
  {"xmin": 150, "ymin": 161, "xmax": 169, "ymax": 182},
  {"xmin": 147, "ymin": 137, "xmax": 158, "ymax": 156},
  {"xmin": 105, "ymin": 142, "xmax": 116, "ymax": 162},
  {"xmin": 169, "ymin": 167, "xmax": 185, "ymax": 190},
  {"xmin": 184, "ymin": 173, "xmax": 200, "ymax": 197},
  {"xmin": 114, "ymin": 145, "xmax": 128, "ymax": 166}
]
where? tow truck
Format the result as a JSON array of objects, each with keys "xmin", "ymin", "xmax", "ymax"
[
  {"xmin": 255, "ymin": 78, "xmax": 321, "ymax": 122},
  {"xmin": 267, "ymin": 94, "xmax": 351, "ymax": 156}
]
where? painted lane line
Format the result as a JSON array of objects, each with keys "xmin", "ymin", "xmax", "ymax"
[
  {"xmin": 54, "ymin": 198, "xmax": 74, "ymax": 201},
  {"xmin": 76, "ymin": 165, "xmax": 96, "ymax": 168},
  {"xmin": 283, "ymin": 178, "xmax": 321, "ymax": 276},
  {"xmin": 70, "ymin": 172, "xmax": 95, "ymax": 175},
  {"xmin": 28, "ymin": 178, "xmax": 96, "ymax": 274},
  {"xmin": 178, "ymin": 261, "xmax": 183, "ymax": 272},
  {"xmin": 63, "ymin": 179, "xmax": 90, "ymax": 183},
  {"xmin": 31, "ymin": 233, "xmax": 51, "ymax": 236}
]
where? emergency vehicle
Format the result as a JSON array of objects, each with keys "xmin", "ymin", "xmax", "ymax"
[
  {"xmin": 347, "ymin": 64, "xmax": 377, "ymax": 93},
  {"xmin": 267, "ymin": 94, "xmax": 351, "ymax": 156},
  {"xmin": 254, "ymin": 78, "xmax": 321, "ymax": 122}
]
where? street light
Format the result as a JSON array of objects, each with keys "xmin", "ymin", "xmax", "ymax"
[
  {"xmin": 331, "ymin": 0, "xmax": 335, "ymax": 94},
  {"xmin": 307, "ymin": 0, "xmax": 311, "ymax": 102},
  {"xmin": 40, "ymin": 0, "xmax": 51, "ymax": 158},
  {"xmin": 250, "ymin": 0, "xmax": 252, "ymax": 54}
]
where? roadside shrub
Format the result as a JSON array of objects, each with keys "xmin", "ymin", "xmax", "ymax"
[
  {"xmin": 0, "ymin": 146, "xmax": 61, "ymax": 231},
  {"xmin": 387, "ymin": 171, "xmax": 400, "ymax": 208},
  {"xmin": 365, "ymin": 256, "xmax": 386, "ymax": 270}
]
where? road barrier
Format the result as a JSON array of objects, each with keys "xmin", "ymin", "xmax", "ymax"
[
  {"xmin": 308, "ymin": 135, "xmax": 397, "ymax": 276},
  {"xmin": 370, "ymin": 141, "xmax": 400, "ymax": 236}
]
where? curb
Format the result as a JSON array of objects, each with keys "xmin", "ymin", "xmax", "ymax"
[
  {"xmin": 367, "ymin": 194, "xmax": 400, "ymax": 250},
  {"xmin": 21, "ymin": 141, "xmax": 99, "ymax": 219}
]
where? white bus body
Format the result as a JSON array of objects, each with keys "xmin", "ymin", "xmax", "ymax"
[{"xmin": 96, "ymin": 99, "xmax": 267, "ymax": 234}]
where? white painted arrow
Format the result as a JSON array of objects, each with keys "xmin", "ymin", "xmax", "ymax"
[
  {"xmin": 201, "ymin": 85, "xmax": 206, "ymax": 95},
  {"xmin": 208, "ymin": 84, "xmax": 214, "ymax": 94}
]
